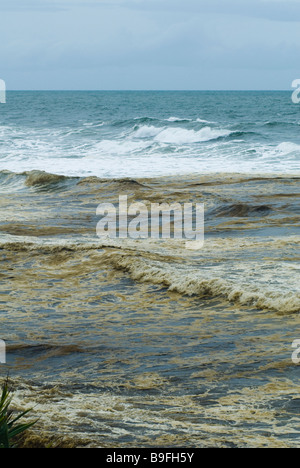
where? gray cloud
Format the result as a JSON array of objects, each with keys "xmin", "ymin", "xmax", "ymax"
[
  {"xmin": 119, "ymin": 0, "xmax": 300, "ymax": 22},
  {"xmin": 0, "ymin": 0, "xmax": 299, "ymax": 89},
  {"xmin": 0, "ymin": 1, "xmax": 65, "ymax": 11},
  {"xmin": 2, "ymin": 0, "xmax": 300, "ymax": 21}
]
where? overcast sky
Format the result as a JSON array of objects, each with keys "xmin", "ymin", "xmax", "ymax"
[{"xmin": 1, "ymin": 0, "xmax": 300, "ymax": 90}]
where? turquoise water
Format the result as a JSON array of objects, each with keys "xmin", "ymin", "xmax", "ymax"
[{"xmin": 0, "ymin": 91, "xmax": 300, "ymax": 176}]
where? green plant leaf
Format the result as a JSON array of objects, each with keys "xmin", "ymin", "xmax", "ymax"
[{"xmin": 0, "ymin": 381, "xmax": 36, "ymax": 448}]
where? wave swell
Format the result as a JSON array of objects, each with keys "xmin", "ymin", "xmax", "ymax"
[{"xmin": 101, "ymin": 252, "xmax": 300, "ymax": 315}]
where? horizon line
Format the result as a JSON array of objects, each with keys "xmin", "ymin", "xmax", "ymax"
[{"xmin": 5, "ymin": 89, "xmax": 292, "ymax": 92}]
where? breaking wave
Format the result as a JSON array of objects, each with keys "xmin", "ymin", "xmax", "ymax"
[
  {"xmin": 23, "ymin": 171, "xmax": 69, "ymax": 187},
  {"xmin": 2, "ymin": 234, "xmax": 299, "ymax": 315},
  {"xmin": 133, "ymin": 125, "xmax": 232, "ymax": 144},
  {"xmin": 102, "ymin": 252, "xmax": 300, "ymax": 315}
]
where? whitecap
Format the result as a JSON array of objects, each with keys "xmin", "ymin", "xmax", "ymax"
[
  {"xmin": 196, "ymin": 118, "xmax": 214, "ymax": 124},
  {"xmin": 275, "ymin": 142, "xmax": 300, "ymax": 154},
  {"xmin": 133, "ymin": 125, "xmax": 161, "ymax": 139},
  {"xmin": 165, "ymin": 117, "xmax": 192, "ymax": 122},
  {"xmin": 153, "ymin": 126, "xmax": 232, "ymax": 145}
]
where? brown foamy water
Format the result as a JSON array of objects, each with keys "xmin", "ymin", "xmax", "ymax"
[{"xmin": 0, "ymin": 171, "xmax": 299, "ymax": 447}]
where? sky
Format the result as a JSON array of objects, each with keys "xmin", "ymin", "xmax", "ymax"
[{"xmin": 0, "ymin": 0, "xmax": 300, "ymax": 90}]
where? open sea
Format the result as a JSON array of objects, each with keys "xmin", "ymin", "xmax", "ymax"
[{"xmin": 0, "ymin": 91, "xmax": 299, "ymax": 447}]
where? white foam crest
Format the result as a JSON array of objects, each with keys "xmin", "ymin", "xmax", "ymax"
[
  {"xmin": 82, "ymin": 122, "xmax": 104, "ymax": 127},
  {"xmin": 131, "ymin": 125, "xmax": 231, "ymax": 145},
  {"xmin": 165, "ymin": 117, "xmax": 192, "ymax": 122},
  {"xmin": 104, "ymin": 253, "xmax": 300, "ymax": 315},
  {"xmin": 133, "ymin": 125, "xmax": 161, "ymax": 139},
  {"xmin": 196, "ymin": 118, "xmax": 214, "ymax": 124},
  {"xmin": 153, "ymin": 126, "xmax": 231, "ymax": 144},
  {"xmin": 89, "ymin": 138, "xmax": 150, "ymax": 156},
  {"xmin": 275, "ymin": 142, "xmax": 300, "ymax": 154},
  {"xmin": 165, "ymin": 117, "xmax": 213, "ymax": 124}
]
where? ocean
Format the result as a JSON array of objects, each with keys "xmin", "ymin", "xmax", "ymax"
[{"xmin": 0, "ymin": 91, "xmax": 299, "ymax": 447}]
